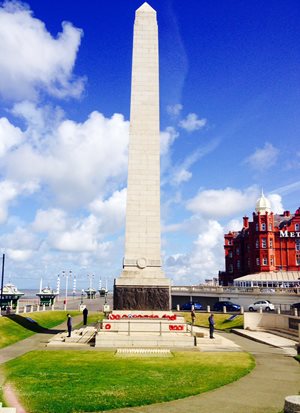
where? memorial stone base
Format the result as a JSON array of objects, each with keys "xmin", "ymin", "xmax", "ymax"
[
  {"xmin": 114, "ymin": 285, "xmax": 170, "ymax": 311},
  {"xmin": 95, "ymin": 310, "xmax": 197, "ymax": 348}
]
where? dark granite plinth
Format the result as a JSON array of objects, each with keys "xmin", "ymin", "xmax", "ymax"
[{"xmin": 114, "ymin": 285, "xmax": 170, "ymax": 310}]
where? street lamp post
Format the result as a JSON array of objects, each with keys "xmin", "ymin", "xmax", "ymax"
[
  {"xmin": 62, "ymin": 270, "xmax": 72, "ymax": 310},
  {"xmin": 81, "ymin": 289, "xmax": 84, "ymax": 305},
  {"xmin": 0, "ymin": 254, "xmax": 5, "ymax": 316},
  {"xmin": 72, "ymin": 275, "xmax": 76, "ymax": 300}
]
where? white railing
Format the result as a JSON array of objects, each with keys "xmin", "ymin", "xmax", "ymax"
[{"xmin": 171, "ymin": 285, "xmax": 300, "ymax": 295}]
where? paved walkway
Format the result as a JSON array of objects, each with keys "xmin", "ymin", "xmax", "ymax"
[{"xmin": 0, "ymin": 321, "xmax": 299, "ymax": 413}]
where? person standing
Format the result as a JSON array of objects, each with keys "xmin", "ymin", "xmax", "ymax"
[
  {"xmin": 83, "ymin": 307, "xmax": 88, "ymax": 326},
  {"xmin": 67, "ymin": 313, "xmax": 72, "ymax": 337},
  {"xmin": 208, "ymin": 313, "xmax": 215, "ymax": 339}
]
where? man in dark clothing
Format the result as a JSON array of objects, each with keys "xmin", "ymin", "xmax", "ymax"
[
  {"xmin": 208, "ymin": 313, "xmax": 215, "ymax": 339},
  {"xmin": 67, "ymin": 314, "xmax": 72, "ymax": 337},
  {"xmin": 83, "ymin": 307, "xmax": 88, "ymax": 326}
]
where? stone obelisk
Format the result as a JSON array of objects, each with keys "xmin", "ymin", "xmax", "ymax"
[{"xmin": 114, "ymin": 2, "xmax": 171, "ymax": 310}]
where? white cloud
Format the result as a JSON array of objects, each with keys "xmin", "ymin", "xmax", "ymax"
[
  {"xmin": 268, "ymin": 193, "xmax": 284, "ymax": 214},
  {"xmin": 243, "ymin": 142, "xmax": 279, "ymax": 171},
  {"xmin": 172, "ymin": 168, "xmax": 192, "ymax": 185},
  {"xmin": 50, "ymin": 214, "xmax": 100, "ymax": 252},
  {"xmin": 0, "ymin": 117, "xmax": 24, "ymax": 157},
  {"xmin": 167, "ymin": 139, "xmax": 220, "ymax": 187},
  {"xmin": 186, "ymin": 186, "xmax": 259, "ymax": 218},
  {"xmin": 89, "ymin": 189, "xmax": 126, "ymax": 234},
  {"xmin": 32, "ymin": 208, "xmax": 67, "ymax": 232},
  {"xmin": 6, "ymin": 248, "xmax": 33, "ymax": 261},
  {"xmin": 0, "ymin": 225, "xmax": 41, "ymax": 261},
  {"xmin": 166, "ymin": 103, "xmax": 183, "ymax": 116},
  {"xmin": 164, "ymin": 219, "xmax": 224, "ymax": 284},
  {"xmin": 224, "ymin": 218, "xmax": 243, "ymax": 232},
  {"xmin": 179, "ymin": 113, "xmax": 207, "ymax": 132},
  {"xmin": 0, "ymin": 1, "xmax": 84, "ymax": 101},
  {"xmin": 3, "ymin": 110, "xmax": 129, "ymax": 207},
  {"xmin": 0, "ymin": 180, "xmax": 37, "ymax": 223},
  {"xmin": 160, "ymin": 126, "xmax": 179, "ymax": 155},
  {"xmin": 11, "ymin": 101, "xmax": 64, "ymax": 146}
]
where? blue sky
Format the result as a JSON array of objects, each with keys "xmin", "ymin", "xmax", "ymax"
[{"xmin": 0, "ymin": 0, "xmax": 299, "ymax": 290}]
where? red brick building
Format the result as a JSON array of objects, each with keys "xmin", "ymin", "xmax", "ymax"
[{"xmin": 219, "ymin": 193, "xmax": 300, "ymax": 285}]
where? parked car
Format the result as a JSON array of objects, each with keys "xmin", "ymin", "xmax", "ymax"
[
  {"xmin": 248, "ymin": 300, "xmax": 275, "ymax": 312},
  {"xmin": 291, "ymin": 302, "xmax": 300, "ymax": 310},
  {"xmin": 180, "ymin": 302, "xmax": 203, "ymax": 311},
  {"xmin": 213, "ymin": 301, "xmax": 241, "ymax": 312}
]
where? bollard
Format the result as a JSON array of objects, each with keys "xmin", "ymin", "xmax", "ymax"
[
  {"xmin": 277, "ymin": 306, "xmax": 281, "ymax": 314},
  {"xmin": 176, "ymin": 304, "xmax": 180, "ymax": 311},
  {"xmin": 240, "ymin": 306, "xmax": 244, "ymax": 314},
  {"xmin": 51, "ymin": 304, "xmax": 54, "ymax": 311},
  {"xmin": 284, "ymin": 395, "xmax": 300, "ymax": 413},
  {"xmin": 42, "ymin": 304, "xmax": 46, "ymax": 312},
  {"xmin": 207, "ymin": 305, "xmax": 210, "ymax": 313},
  {"xmin": 223, "ymin": 306, "xmax": 227, "ymax": 314},
  {"xmin": 36, "ymin": 304, "xmax": 39, "ymax": 312},
  {"xmin": 30, "ymin": 305, "xmax": 33, "ymax": 313},
  {"xmin": 23, "ymin": 306, "xmax": 27, "ymax": 314},
  {"xmin": 259, "ymin": 306, "xmax": 263, "ymax": 313},
  {"xmin": 15, "ymin": 304, "xmax": 19, "ymax": 315}
]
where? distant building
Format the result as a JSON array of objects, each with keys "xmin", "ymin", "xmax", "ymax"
[{"xmin": 219, "ymin": 192, "xmax": 300, "ymax": 285}]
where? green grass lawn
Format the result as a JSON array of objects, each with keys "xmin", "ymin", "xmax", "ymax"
[
  {"xmin": 183, "ymin": 312, "xmax": 244, "ymax": 330},
  {"xmin": 4, "ymin": 350, "xmax": 254, "ymax": 412},
  {"xmin": 74, "ymin": 312, "xmax": 104, "ymax": 329},
  {"xmin": 0, "ymin": 311, "xmax": 81, "ymax": 349}
]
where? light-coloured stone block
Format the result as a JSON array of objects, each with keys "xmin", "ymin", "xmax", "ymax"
[{"xmin": 116, "ymin": 3, "xmax": 170, "ymax": 289}]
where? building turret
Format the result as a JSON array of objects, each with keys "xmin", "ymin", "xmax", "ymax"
[{"xmin": 255, "ymin": 190, "xmax": 271, "ymax": 215}]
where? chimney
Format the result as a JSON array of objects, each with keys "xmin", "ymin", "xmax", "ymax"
[{"xmin": 243, "ymin": 216, "xmax": 249, "ymax": 228}]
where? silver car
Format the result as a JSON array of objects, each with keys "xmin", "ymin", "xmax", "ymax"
[{"xmin": 248, "ymin": 300, "xmax": 275, "ymax": 312}]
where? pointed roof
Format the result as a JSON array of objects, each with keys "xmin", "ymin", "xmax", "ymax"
[
  {"xmin": 255, "ymin": 190, "xmax": 271, "ymax": 215},
  {"xmin": 136, "ymin": 2, "xmax": 156, "ymax": 14}
]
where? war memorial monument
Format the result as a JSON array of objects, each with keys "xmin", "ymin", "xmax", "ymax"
[{"xmin": 114, "ymin": 2, "xmax": 171, "ymax": 311}]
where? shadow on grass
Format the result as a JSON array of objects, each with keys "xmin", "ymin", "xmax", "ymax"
[{"xmin": 4, "ymin": 315, "xmax": 64, "ymax": 335}]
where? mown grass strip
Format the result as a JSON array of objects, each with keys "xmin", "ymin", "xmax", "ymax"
[
  {"xmin": 0, "ymin": 311, "xmax": 83, "ymax": 349},
  {"xmin": 183, "ymin": 312, "xmax": 244, "ymax": 330},
  {"xmin": 5, "ymin": 350, "xmax": 254, "ymax": 412}
]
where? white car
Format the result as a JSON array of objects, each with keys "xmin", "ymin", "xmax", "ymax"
[{"xmin": 248, "ymin": 300, "xmax": 275, "ymax": 312}]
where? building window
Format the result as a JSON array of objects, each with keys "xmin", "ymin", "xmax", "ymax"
[
  {"xmin": 237, "ymin": 260, "xmax": 240, "ymax": 269},
  {"xmin": 295, "ymin": 223, "xmax": 299, "ymax": 231},
  {"xmin": 261, "ymin": 223, "xmax": 266, "ymax": 231},
  {"xmin": 270, "ymin": 257, "xmax": 274, "ymax": 266},
  {"xmin": 262, "ymin": 238, "xmax": 267, "ymax": 248},
  {"xmin": 256, "ymin": 258, "xmax": 260, "ymax": 266},
  {"xmin": 270, "ymin": 239, "xmax": 273, "ymax": 248},
  {"xmin": 247, "ymin": 258, "xmax": 250, "ymax": 267},
  {"xmin": 236, "ymin": 247, "xmax": 240, "ymax": 255},
  {"xmin": 263, "ymin": 258, "xmax": 268, "ymax": 266},
  {"xmin": 228, "ymin": 239, "xmax": 232, "ymax": 245},
  {"xmin": 269, "ymin": 223, "xmax": 273, "ymax": 231},
  {"xmin": 228, "ymin": 251, "xmax": 233, "ymax": 258},
  {"xmin": 296, "ymin": 240, "xmax": 300, "ymax": 251},
  {"xmin": 296, "ymin": 255, "xmax": 300, "ymax": 266},
  {"xmin": 247, "ymin": 244, "xmax": 250, "ymax": 252},
  {"xmin": 255, "ymin": 223, "xmax": 259, "ymax": 231},
  {"xmin": 229, "ymin": 264, "xmax": 233, "ymax": 273},
  {"xmin": 255, "ymin": 239, "xmax": 259, "ymax": 248}
]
